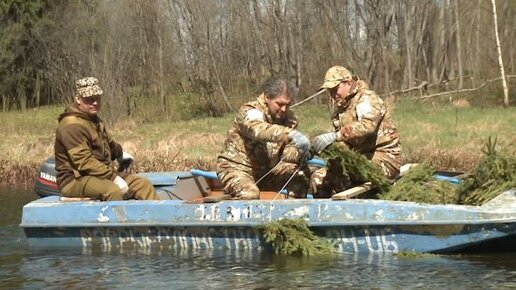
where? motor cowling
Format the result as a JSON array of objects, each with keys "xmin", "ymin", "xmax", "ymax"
[{"xmin": 34, "ymin": 157, "xmax": 59, "ymax": 197}]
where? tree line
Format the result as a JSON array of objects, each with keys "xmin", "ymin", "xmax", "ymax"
[{"xmin": 1, "ymin": 0, "xmax": 514, "ymax": 120}]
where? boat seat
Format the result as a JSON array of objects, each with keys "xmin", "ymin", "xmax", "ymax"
[{"xmin": 198, "ymin": 191, "xmax": 288, "ymax": 203}]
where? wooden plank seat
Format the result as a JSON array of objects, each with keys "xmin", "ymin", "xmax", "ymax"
[
  {"xmin": 331, "ymin": 182, "xmax": 373, "ymax": 200},
  {"xmin": 198, "ymin": 190, "xmax": 288, "ymax": 203},
  {"xmin": 59, "ymin": 197, "xmax": 96, "ymax": 202}
]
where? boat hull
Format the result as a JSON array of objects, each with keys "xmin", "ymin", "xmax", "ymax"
[
  {"xmin": 22, "ymin": 222, "xmax": 516, "ymax": 254},
  {"xmin": 21, "ymin": 190, "xmax": 516, "ymax": 254}
]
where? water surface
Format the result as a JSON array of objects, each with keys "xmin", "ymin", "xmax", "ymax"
[{"xmin": 1, "ymin": 186, "xmax": 515, "ymax": 289}]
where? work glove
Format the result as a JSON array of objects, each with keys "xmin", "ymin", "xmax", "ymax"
[
  {"xmin": 312, "ymin": 132, "xmax": 337, "ymax": 153},
  {"xmin": 113, "ymin": 175, "xmax": 129, "ymax": 194},
  {"xmin": 288, "ymin": 130, "xmax": 311, "ymax": 160},
  {"xmin": 117, "ymin": 151, "xmax": 134, "ymax": 172}
]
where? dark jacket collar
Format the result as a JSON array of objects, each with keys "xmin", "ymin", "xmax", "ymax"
[{"xmin": 58, "ymin": 103, "xmax": 101, "ymax": 123}]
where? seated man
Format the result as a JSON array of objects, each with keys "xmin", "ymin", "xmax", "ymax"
[
  {"xmin": 217, "ymin": 77, "xmax": 311, "ymax": 199},
  {"xmin": 311, "ymin": 66, "xmax": 401, "ymax": 196},
  {"xmin": 54, "ymin": 77, "xmax": 159, "ymax": 201}
]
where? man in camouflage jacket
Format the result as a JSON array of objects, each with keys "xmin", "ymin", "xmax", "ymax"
[
  {"xmin": 217, "ymin": 77, "xmax": 311, "ymax": 199},
  {"xmin": 54, "ymin": 77, "xmax": 159, "ymax": 201},
  {"xmin": 311, "ymin": 66, "xmax": 401, "ymax": 197}
]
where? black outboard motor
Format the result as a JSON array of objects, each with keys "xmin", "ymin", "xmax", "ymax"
[{"xmin": 34, "ymin": 157, "xmax": 59, "ymax": 197}]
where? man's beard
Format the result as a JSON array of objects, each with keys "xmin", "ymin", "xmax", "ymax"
[{"xmin": 271, "ymin": 112, "xmax": 286, "ymax": 123}]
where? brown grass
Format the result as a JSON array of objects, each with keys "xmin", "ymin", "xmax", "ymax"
[
  {"xmin": 0, "ymin": 160, "xmax": 39, "ymax": 186},
  {"xmin": 2, "ymin": 102, "xmax": 515, "ymax": 186},
  {"xmin": 402, "ymin": 147, "xmax": 478, "ymax": 173},
  {"xmin": 0, "ymin": 137, "xmax": 486, "ymax": 185}
]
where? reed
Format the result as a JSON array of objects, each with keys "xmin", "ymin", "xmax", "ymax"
[{"xmin": 0, "ymin": 160, "xmax": 39, "ymax": 186}]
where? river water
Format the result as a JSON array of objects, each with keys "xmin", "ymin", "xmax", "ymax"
[{"xmin": 1, "ymin": 186, "xmax": 515, "ymax": 289}]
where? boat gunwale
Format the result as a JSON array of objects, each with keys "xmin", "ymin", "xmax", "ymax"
[{"xmin": 20, "ymin": 217, "xmax": 516, "ymax": 228}]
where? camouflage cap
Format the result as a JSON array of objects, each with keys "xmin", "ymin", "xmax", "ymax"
[
  {"xmin": 320, "ymin": 66, "xmax": 352, "ymax": 89},
  {"xmin": 75, "ymin": 77, "xmax": 103, "ymax": 98}
]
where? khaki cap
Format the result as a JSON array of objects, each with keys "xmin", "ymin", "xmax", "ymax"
[
  {"xmin": 75, "ymin": 77, "xmax": 103, "ymax": 98},
  {"xmin": 320, "ymin": 66, "xmax": 352, "ymax": 89}
]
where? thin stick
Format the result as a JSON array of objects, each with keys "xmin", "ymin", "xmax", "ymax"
[{"xmin": 291, "ymin": 89, "xmax": 326, "ymax": 108}]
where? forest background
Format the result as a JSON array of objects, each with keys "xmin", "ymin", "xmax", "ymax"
[{"xmin": 0, "ymin": 0, "xmax": 514, "ymax": 185}]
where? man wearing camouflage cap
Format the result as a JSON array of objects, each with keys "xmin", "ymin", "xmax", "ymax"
[
  {"xmin": 54, "ymin": 77, "xmax": 159, "ymax": 201},
  {"xmin": 217, "ymin": 77, "xmax": 311, "ymax": 199},
  {"xmin": 310, "ymin": 66, "xmax": 401, "ymax": 197}
]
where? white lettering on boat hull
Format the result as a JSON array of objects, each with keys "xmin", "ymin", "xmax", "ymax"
[{"xmin": 78, "ymin": 227, "xmax": 399, "ymax": 253}]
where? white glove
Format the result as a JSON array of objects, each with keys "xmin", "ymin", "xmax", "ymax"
[
  {"xmin": 122, "ymin": 151, "xmax": 134, "ymax": 160},
  {"xmin": 288, "ymin": 130, "xmax": 311, "ymax": 158},
  {"xmin": 117, "ymin": 151, "xmax": 134, "ymax": 172},
  {"xmin": 312, "ymin": 132, "xmax": 337, "ymax": 153},
  {"xmin": 113, "ymin": 175, "xmax": 129, "ymax": 194}
]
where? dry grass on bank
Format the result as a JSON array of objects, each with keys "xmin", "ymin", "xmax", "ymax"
[{"xmin": 0, "ymin": 101, "xmax": 514, "ymax": 185}]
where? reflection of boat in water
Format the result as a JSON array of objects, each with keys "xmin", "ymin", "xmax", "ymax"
[{"xmin": 21, "ymin": 158, "xmax": 516, "ymax": 254}]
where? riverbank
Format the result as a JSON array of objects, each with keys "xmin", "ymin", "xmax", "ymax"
[{"xmin": 1, "ymin": 101, "xmax": 514, "ymax": 185}]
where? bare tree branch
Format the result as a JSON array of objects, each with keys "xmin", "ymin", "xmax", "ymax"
[
  {"xmin": 384, "ymin": 81, "xmax": 428, "ymax": 96},
  {"xmin": 407, "ymin": 75, "xmax": 516, "ymax": 100}
]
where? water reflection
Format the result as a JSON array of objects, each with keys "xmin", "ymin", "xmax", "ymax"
[
  {"xmin": 5, "ymin": 247, "xmax": 514, "ymax": 289},
  {"xmin": 1, "ymin": 187, "xmax": 515, "ymax": 289}
]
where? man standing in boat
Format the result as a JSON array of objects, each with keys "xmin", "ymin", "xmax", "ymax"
[
  {"xmin": 310, "ymin": 66, "xmax": 401, "ymax": 196},
  {"xmin": 217, "ymin": 77, "xmax": 311, "ymax": 199},
  {"xmin": 54, "ymin": 77, "xmax": 159, "ymax": 201}
]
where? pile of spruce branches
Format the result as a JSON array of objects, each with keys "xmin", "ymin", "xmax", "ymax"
[
  {"xmin": 260, "ymin": 219, "xmax": 334, "ymax": 256},
  {"xmin": 379, "ymin": 163, "xmax": 458, "ymax": 204},
  {"xmin": 320, "ymin": 138, "xmax": 514, "ymax": 206},
  {"xmin": 319, "ymin": 143, "xmax": 392, "ymax": 194},
  {"xmin": 455, "ymin": 137, "xmax": 516, "ymax": 205},
  {"xmin": 260, "ymin": 138, "xmax": 514, "ymax": 256}
]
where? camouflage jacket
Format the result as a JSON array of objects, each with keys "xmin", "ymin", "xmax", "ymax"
[
  {"xmin": 332, "ymin": 81, "xmax": 400, "ymax": 155},
  {"xmin": 218, "ymin": 94, "xmax": 302, "ymax": 173},
  {"xmin": 54, "ymin": 104, "xmax": 123, "ymax": 189}
]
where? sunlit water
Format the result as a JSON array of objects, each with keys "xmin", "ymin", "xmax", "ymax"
[{"xmin": 1, "ymin": 186, "xmax": 515, "ymax": 289}]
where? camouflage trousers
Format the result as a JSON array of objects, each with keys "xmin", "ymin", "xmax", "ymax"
[
  {"xmin": 217, "ymin": 159, "xmax": 310, "ymax": 199},
  {"xmin": 60, "ymin": 174, "xmax": 160, "ymax": 201},
  {"xmin": 310, "ymin": 148, "xmax": 400, "ymax": 197}
]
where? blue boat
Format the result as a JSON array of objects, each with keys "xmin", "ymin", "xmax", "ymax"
[{"xmin": 21, "ymin": 158, "xmax": 516, "ymax": 254}]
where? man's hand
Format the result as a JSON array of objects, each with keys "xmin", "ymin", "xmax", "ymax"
[
  {"xmin": 117, "ymin": 151, "xmax": 134, "ymax": 172},
  {"xmin": 113, "ymin": 175, "xmax": 129, "ymax": 194},
  {"xmin": 288, "ymin": 130, "xmax": 310, "ymax": 158},
  {"xmin": 312, "ymin": 132, "xmax": 337, "ymax": 153}
]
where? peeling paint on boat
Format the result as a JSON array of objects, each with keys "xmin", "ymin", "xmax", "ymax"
[
  {"xmin": 374, "ymin": 209, "xmax": 385, "ymax": 221},
  {"xmin": 113, "ymin": 206, "xmax": 127, "ymax": 222},
  {"xmin": 96, "ymin": 206, "xmax": 110, "ymax": 223}
]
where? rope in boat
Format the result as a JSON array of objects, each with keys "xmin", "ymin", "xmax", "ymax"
[
  {"xmin": 256, "ymin": 155, "xmax": 307, "ymax": 202},
  {"xmin": 267, "ymin": 159, "xmax": 309, "ymax": 222},
  {"xmin": 272, "ymin": 165, "xmax": 301, "ymax": 202},
  {"xmin": 253, "ymin": 156, "xmax": 290, "ymax": 223},
  {"xmin": 254, "ymin": 156, "xmax": 287, "ymax": 186}
]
